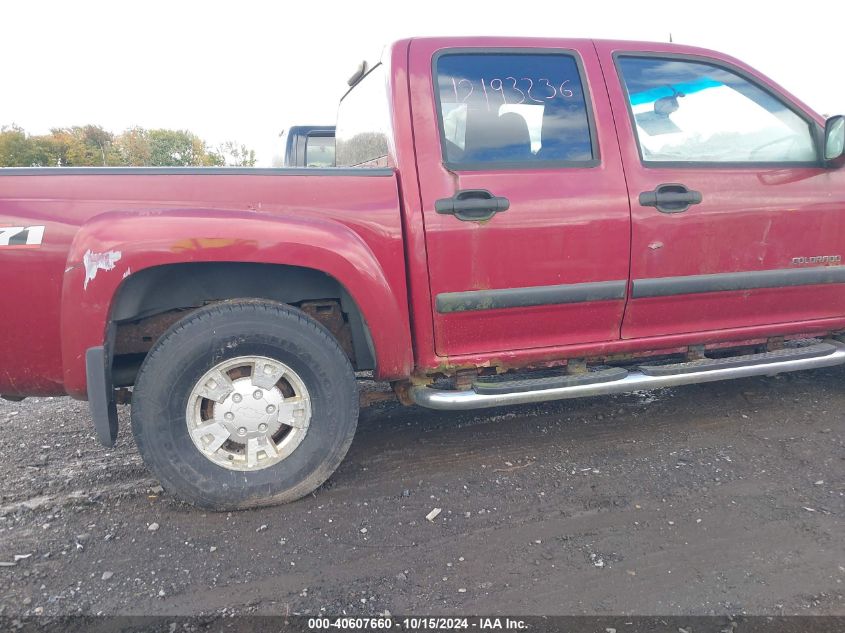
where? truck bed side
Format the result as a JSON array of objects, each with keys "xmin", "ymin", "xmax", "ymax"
[{"xmin": 0, "ymin": 168, "xmax": 412, "ymax": 398}]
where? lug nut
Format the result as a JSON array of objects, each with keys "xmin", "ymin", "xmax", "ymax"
[
  {"xmin": 253, "ymin": 390, "xmax": 263, "ymax": 400},
  {"xmin": 224, "ymin": 412, "xmax": 234, "ymax": 421},
  {"xmin": 258, "ymin": 423, "xmax": 268, "ymax": 432},
  {"xmin": 232, "ymin": 394, "xmax": 242, "ymax": 403},
  {"xmin": 266, "ymin": 404, "xmax": 276, "ymax": 414},
  {"xmin": 237, "ymin": 427, "xmax": 247, "ymax": 436}
]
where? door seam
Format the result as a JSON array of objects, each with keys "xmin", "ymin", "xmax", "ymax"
[{"xmin": 592, "ymin": 39, "xmax": 635, "ymax": 340}]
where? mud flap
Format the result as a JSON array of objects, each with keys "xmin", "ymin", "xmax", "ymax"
[{"xmin": 86, "ymin": 346, "xmax": 118, "ymax": 446}]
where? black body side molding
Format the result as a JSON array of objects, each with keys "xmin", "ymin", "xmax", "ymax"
[
  {"xmin": 633, "ymin": 265, "xmax": 845, "ymax": 298},
  {"xmin": 436, "ymin": 280, "xmax": 627, "ymax": 313}
]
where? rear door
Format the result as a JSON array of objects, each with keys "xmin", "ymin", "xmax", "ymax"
[
  {"xmin": 409, "ymin": 38, "xmax": 632, "ymax": 357},
  {"xmin": 596, "ymin": 43, "xmax": 845, "ymax": 339}
]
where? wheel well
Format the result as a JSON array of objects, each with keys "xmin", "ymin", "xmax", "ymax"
[{"xmin": 109, "ymin": 262, "xmax": 375, "ymax": 386}]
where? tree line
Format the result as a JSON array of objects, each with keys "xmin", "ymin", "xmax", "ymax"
[{"xmin": 0, "ymin": 124, "xmax": 257, "ymax": 167}]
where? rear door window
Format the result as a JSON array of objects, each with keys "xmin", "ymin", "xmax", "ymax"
[{"xmin": 435, "ymin": 52, "xmax": 596, "ymax": 168}]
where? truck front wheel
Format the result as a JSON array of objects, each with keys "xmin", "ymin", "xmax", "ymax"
[{"xmin": 130, "ymin": 300, "xmax": 359, "ymax": 510}]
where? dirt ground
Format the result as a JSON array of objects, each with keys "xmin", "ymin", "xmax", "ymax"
[{"xmin": 0, "ymin": 366, "xmax": 842, "ymax": 617}]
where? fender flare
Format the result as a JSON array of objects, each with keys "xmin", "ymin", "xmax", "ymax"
[{"xmin": 60, "ymin": 208, "xmax": 412, "ymax": 398}]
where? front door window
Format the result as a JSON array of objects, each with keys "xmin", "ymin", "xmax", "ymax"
[{"xmin": 617, "ymin": 56, "xmax": 818, "ymax": 164}]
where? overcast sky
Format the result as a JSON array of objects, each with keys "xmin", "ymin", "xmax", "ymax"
[{"xmin": 3, "ymin": 0, "xmax": 843, "ymax": 166}]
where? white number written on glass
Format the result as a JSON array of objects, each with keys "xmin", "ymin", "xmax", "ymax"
[{"xmin": 449, "ymin": 76, "xmax": 575, "ymax": 108}]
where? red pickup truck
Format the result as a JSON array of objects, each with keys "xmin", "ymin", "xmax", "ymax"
[{"xmin": 3, "ymin": 37, "xmax": 845, "ymax": 509}]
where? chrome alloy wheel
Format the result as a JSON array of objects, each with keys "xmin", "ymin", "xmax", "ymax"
[{"xmin": 186, "ymin": 356, "xmax": 312, "ymax": 471}]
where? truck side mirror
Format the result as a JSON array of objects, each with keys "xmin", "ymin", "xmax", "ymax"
[{"xmin": 824, "ymin": 115, "xmax": 845, "ymax": 162}]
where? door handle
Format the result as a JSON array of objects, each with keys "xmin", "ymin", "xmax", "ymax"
[
  {"xmin": 639, "ymin": 183, "xmax": 703, "ymax": 214},
  {"xmin": 435, "ymin": 189, "xmax": 510, "ymax": 222}
]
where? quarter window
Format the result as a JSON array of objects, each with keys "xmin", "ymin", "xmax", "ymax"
[
  {"xmin": 435, "ymin": 53, "xmax": 595, "ymax": 167},
  {"xmin": 617, "ymin": 56, "xmax": 818, "ymax": 164}
]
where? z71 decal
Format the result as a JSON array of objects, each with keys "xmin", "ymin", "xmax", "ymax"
[{"xmin": 0, "ymin": 225, "xmax": 45, "ymax": 248}]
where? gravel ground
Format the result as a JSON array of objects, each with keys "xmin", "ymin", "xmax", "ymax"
[{"xmin": 0, "ymin": 368, "xmax": 842, "ymax": 617}]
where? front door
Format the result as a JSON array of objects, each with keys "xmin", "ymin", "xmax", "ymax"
[
  {"xmin": 409, "ymin": 38, "xmax": 632, "ymax": 357},
  {"xmin": 597, "ymin": 44, "xmax": 845, "ymax": 340}
]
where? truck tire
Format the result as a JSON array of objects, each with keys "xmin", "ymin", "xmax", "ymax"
[{"xmin": 130, "ymin": 300, "xmax": 359, "ymax": 510}]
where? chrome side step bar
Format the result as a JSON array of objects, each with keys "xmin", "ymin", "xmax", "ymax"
[
  {"xmin": 410, "ymin": 341, "xmax": 845, "ymax": 411},
  {"xmin": 473, "ymin": 366, "xmax": 629, "ymax": 394}
]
